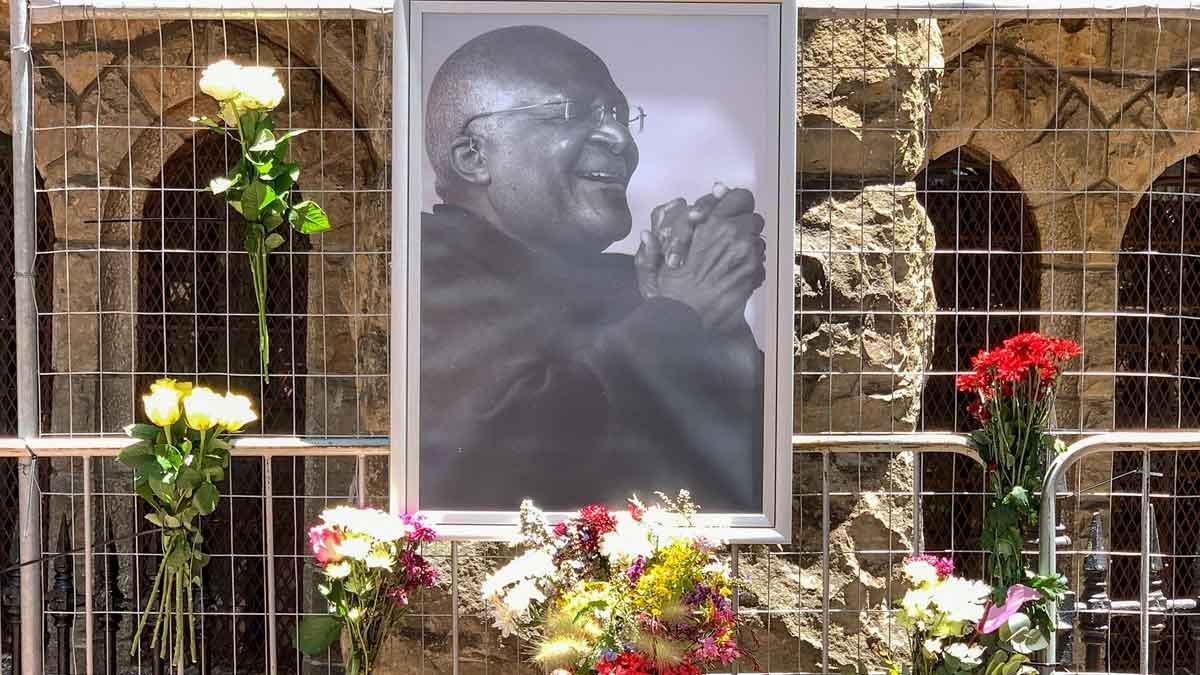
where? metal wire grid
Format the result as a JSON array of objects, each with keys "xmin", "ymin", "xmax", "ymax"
[
  {"xmin": 3, "ymin": 5, "xmax": 1200, "ymax": 675},
  {"xmin": 27, "ymin": 9, "xmax": 391, "ymax": 439}
]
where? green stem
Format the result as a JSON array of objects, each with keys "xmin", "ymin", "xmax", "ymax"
[
  {"xmin": 246, "ymin": 230, "xmax": 270, "ymax": 382},
  {"xmin": 130, "ymin": 560, "xmax": 166, "ymax": 655},
  {"xmin": 175, "ymin": 568, "xmax": 185, "ymax": 668}
]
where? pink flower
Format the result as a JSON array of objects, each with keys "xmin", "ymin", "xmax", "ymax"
[
  {"xmin": 308, "ymin": 524, "xmax": 342, "ymax": 565},
  {"xmin": 979, "ymin": 584, "xmax": 1041, "ymax": 634}
]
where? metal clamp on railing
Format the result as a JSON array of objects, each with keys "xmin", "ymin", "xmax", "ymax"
[{"xmin": 1039, "ymin": 432, "xmax": 1200, "ymax": 675}]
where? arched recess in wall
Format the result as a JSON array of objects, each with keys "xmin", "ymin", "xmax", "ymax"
[
  {"xmin": 136, "ymin": 132, "xmax": 309, "ymax": 433},
  {"xmin": 914, "ymin": 147, "xmax": 1040, "ymax": 578},
  {"xmin": 134, "ymin": 132, "xmax": 309, "ymax": 672},
  {"xmin": 1107, "ymin": 155, "xmax": 1200, "ymax": 671},
  {"xmin": 0, "ymin": 132, "xmax": 56, "ymax": 580}
]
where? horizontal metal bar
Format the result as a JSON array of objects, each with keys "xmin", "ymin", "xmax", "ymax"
[
  {"xmin": 792, "ymin": 432, "xmax": 984, "ymax": 465},
  {"xmin": 0, "ymin": 433, "xmax": 978, "ymax": 459},
  {"xmin": 30, "ymin": 0, "xmax": 391, "ymax": 22},
  {"xmin": 29, "ymin": 0, "xmax": 1200, "ymax": 23},
  {"xmin": 0, "ymin": 435, "xmax": 389, "ymax": 457}
]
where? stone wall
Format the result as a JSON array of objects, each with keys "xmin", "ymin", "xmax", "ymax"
[{"xmin": 5, "ymin": 9, "xmax": 1199, "ymax": 675}]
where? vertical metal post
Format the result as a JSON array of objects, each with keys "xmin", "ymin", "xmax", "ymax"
[
  {"xmin": 821, "ymin": 451, "xmax": 830, "ymax": 675},
  {"xmin": 11, "ymin": 0, "xmax": 44, "ymax": 670},
  {"xmin": 263, "ymin": 459, "xmax": 278, "ymax": 675},
  {"xmin": 1140, "ymin": 450, "xmax": 1152, "ymax": 675},
  {"xmin": 16, "ymin": 462, "xmax": 41, "ymax": 675},
  {"xmin": 82, "ymin": 458, "xmax": 94, "ymax": 675}
]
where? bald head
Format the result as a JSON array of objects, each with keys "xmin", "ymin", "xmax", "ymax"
[
  {"xmin": 425, "ymin": 25, "xmax": 622, "ymax": 199},
  {"xmin": 424, "ymin": 25, "xmax": 639, "ymax": 258}
]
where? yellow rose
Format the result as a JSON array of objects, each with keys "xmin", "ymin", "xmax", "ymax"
[
  {"xmin": 142, "ymin": 387, "xmax": 181, "ymax": 427},
  {"xmin": 198, "ymin": 59, "xmax": 243, "ymax": 102},
  {"xmin": 182, "ymin": 386, "xmax": 223, "ymax": 431},
  {"xmin": 151, "ymin": 377, "xmax": 192, "ymax": 397},
  {"xmin": 218, "ymin": 393, "xmax": 257, "ymax": 433},
  {"xmin": 234, "ymin": 66, "xmax": 285, "ymax": 112}
]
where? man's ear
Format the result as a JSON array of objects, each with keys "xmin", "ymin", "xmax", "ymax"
[{"xmin": 449, "ymin": 135, "xmax": 490, "ymax": 186}]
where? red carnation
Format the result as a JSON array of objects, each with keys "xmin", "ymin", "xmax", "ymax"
[{"xmin": 579, "ymin": 504, "xmax": 617, "ymax": 536}]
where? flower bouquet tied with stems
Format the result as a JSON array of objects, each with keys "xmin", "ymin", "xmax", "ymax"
[
  {"xmin": 954, "ymin": 332, "xmax": 1081, "ymax": 588},
  {"xmin": 297, "ymin": 507, "xmax": 439, "ymax": 675},
  {"xmin": 192, "ymin": 59, "xmax": 331, "ymax": 380},
  {"xmin": 118, "ymin": 379, "xmax": 257, "ymax": 668},
  {"xmin": 883, "ymin": 555, "xmax": 1066, "ymax": 675},
  {"xmin": 481, "ymin": 491, "xmax": 746, "ymax": 675}
]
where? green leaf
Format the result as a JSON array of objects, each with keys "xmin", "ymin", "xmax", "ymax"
[
  {"xmin": 176, "ymin": 467, "xmax": 203, "ymax": 495},
  {"xmin": 1003, "ymin": 486, "xmax": 1030, "ymax": 511},
  {"xmin": 276, "ymin": 129, "xmax": 307, "ymax": 144},
  {"xmin": 238, "ymin": 178, "xmax": 270, "ymax": 220},
  {"xmin": 297, "ymin": 615, "xmax": 342, "ymax": 655},
  {"xmin": 271, "ymin": 163, "xmax": 300, "ymax": 194},
  {"xmin": 249, "ymin": 128, "xmax": 277, "ymax": 152},
  {"xmin": 265, "ymin": 233, "xmax": 286, "ymax": 251},
  {"xmin": 193, "ymin": 482, "xmax": 220, "ymax": 516},
  {"xmin": 154, "ymin": 443, "xmax": 184, "ymax": 470},
  {"xmin": 125, "ymin": 423, "xmax": 162, "ymax": 442},
  {"xmin": 210, "ymin": 174, "xmax": 235, "ymax": 193},
  {"xmin": 203, "ymin": 466, "xmax": 225, "ymax": 483},
  {"xmin": 144, "ymin": 512, "xmax": 165, "ymax": 527},
  {"xmin": 289, "ymin": 200, "xmax": 331, "ymax": 235},
  {"xmin": 117, "ymin": 439, "xmax": 152, "ymax": 465},
  {"xmin": 238, "ymin": 111, "xmax": 264, "ymax": 143},
  {"xmin": 149, "ymin": 477, "xmax": 175, "ymax": 504}
]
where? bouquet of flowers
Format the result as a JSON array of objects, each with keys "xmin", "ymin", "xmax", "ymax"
[
  {"xmin": 297, "ymin": 507, "xmax": 439, "ymax": 675},
  {"xmin": 888, "ymin": 556, "xmax": 1065, "ymax": 675},
  {"xmin": 481, "ymin": 492, "xmax": 743, "ymax": 675},
  {"xmin": 118, "ymin": 379, "xmax": 257, "ymax": 667},
  {"xmin": 192, "ymin": 59, "xmax": 331, "ymax": 379},
  {"xmin": 955, "ymin": 332, "xmax": 1081, "ymax": 587}
]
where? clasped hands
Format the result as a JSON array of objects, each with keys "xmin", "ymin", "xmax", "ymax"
[{"xmin": 634, "ymin": 183, "xmax": 767, "ymax": 335}]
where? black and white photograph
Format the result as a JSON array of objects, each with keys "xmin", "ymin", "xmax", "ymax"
[{"xmin": 399, "ymin": 1, "xmax": 794, "ymax": 534}]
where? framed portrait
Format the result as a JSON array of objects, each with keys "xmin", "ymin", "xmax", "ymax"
[{"xmin": 390, "ymin": 0, "xmax": 796, "ymax": 542}]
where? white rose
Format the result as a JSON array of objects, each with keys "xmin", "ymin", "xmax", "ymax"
[
  {"xmin": 236, "ymin": 66, "xmax": 285, "ymax": 111},
  {"xmin": 199, "ymin": 59, "xmax": 243, "ymax": 101},
  {"xmin": 902, "ymin": 559, "xmax": 938, "ymax": 587}
]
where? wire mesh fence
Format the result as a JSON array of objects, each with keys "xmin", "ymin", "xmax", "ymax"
[{"xmin": 5, "ymin": 3, "xmax": 1200, "ymax": 674}]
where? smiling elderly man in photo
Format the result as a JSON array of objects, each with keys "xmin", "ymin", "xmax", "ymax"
[{"xmin": 420, "ymin": 25, "xmax": 766, "ymax": 512}]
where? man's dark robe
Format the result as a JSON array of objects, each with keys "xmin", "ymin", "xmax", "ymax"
[{"xmin": 420, "ymin": 204, "xmax": 763, "ymax": 512}]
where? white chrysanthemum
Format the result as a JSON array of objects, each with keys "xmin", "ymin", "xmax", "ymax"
[
  {"xmin": 930, "ymin": 576, "xmax": 990, "ymax": 624},
  {"xmin": 922, "ymin": 638, "xmax": 944, "ymax": 655},
  {"xmin": 318, "ymin": 506, "xmax": 360, "ymax": 529},
  {"xmin": 325, "ymin": 561, "xmax": 351, "ymax": 579},
  {"xmin": 899, "ymin": 586, "xmax": 934, "ymax": 626},
  {"xmin": 903, "ymin": 559, "xmax": 939, "ymax": 587},
  {"xmin": 481, "ymin": 549, "xmax": 554, "ymax": 598},
  {"xmin": 599, "ymin": 515, "xmax": 653, "ymax": 561},
  {"xmin": 235, "ymin": 66, "xmax": 285, "ymax": 111},
  {"xmin": 199, "ymin": 59, "xmax": 242, "ymax": 101},
  {"xmin": 358, "ymin": 509, "xmax": 406, "ymax": 541},
  {"xmin": 336, "ymin": 536, "xmax": 371, "ymax": 561},
  {"xmin": 504, "ymin": 578, "xmax": 545, "ymax": 616},
  {"xmin": 489, "ymin": 596, "xmax": 521, "ymax": 638},
  {"xmin": 365, "ymin": 546, "xmax": 394, "ymax": 570}
]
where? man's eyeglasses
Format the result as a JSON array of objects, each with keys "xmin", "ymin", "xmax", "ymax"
[{"xmin": 462, "ymin": 99, "xmax": 647, "ymax": 135}]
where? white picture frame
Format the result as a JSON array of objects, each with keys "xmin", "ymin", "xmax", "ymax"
[{"xmin": 390, "ymin": 0, "xmax": 796, "ymax": 542}]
